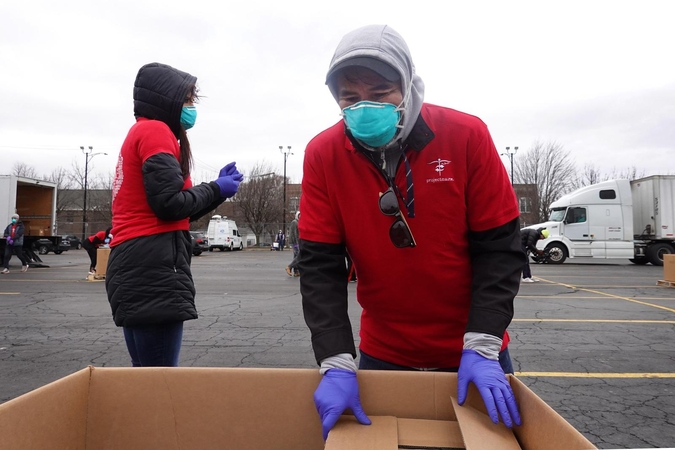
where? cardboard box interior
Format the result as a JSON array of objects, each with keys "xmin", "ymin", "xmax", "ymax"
[
  {"xmin": 0, "ymin": 367, "xmax": 595, "ymax": 450},
  {"xmin": 16, "ymin": 183, "xmax": 54, "ymax": 235}
]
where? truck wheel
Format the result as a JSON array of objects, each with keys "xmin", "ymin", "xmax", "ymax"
[
  {"xmin": 77, "ymin": 243, "xmax": 82, "ymax": 250},
  {"xmin": 208, "ymin": 247, "xmax": 213, "ymax": 252},
  {"xmin": 193, "ymin": 250, "xmax": 202, "ymax": 256},
  {"xmin": 238, "ymin": 242, "xmax": 244, "ymax": 251},
  {"xmin": 228, "ymin": 243, "xmax": 234, "ymax": 251},
  {"xmin": 544, "ymin": 243, "xmax": 567, "ymax": 264},
  {"xmin": 54, "ymin": 250, "xmax": 63, "ymax": 255},
  {"xmin": 646, "ymin": 243, "xmax": 674, "ymax": 266},
  {"xmin": 38, "ymin": 245, "xmax": 49, "ymax": 255},
  {"xmin": 629, "ymin": 258, "xmax": 649, "ymax": 265}
]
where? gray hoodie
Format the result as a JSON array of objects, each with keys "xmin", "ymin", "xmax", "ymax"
[{"xmin": 326, "ymin": 25, "xmax": 425, "ymax": 152}]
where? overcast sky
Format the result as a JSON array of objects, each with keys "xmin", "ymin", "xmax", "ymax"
[{"xmin": 1, "ymin": 0, "xmax": 673, "ymax": 185}]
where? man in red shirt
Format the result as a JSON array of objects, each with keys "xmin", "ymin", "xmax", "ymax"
[{"xmin": 298, "ymin": 25, "xmax": 524, "ymax": 441}]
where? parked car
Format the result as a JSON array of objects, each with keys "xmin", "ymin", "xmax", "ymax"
[
  {"xmin": 33, "ymin": 238, "xmax": 71, "ymax": 255},
  {"xmin": 190, "ymin": 231, "xmax": 209, "ymax": 256},
  {"xmin": 61, "ymin": 234, "xmax": 82, "ymax": 250}
]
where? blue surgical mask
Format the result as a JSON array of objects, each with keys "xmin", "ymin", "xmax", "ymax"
[
  {"xmin": 342, "ymin": 101, "xmax": 401, "ymax": 148},
  {"xmin": 180, "ymin": 106, "xmax": 197, "ymax": 129},
  {"xmin": 11, "ymin": 218, "xmax": 17, "ymax": 224}
]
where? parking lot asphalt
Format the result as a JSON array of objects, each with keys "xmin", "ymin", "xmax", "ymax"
[{"xmin": 1, "ymin": 248, "xmax": 674, "ymax": 448}]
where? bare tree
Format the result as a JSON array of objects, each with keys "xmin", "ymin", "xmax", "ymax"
[
  {"xmin": 573, "ymin": 163, "xmax": 604, "ymax": 189},
  {"xmin": 234, "ymin": 161, "xmax": 283, "ymax": 243},
  {"xmin": 514, "ymin": 141, "xmax": 577, "ymax": 222},
  {"xmin": 607, "ymin": 165, "xmax": 646, "ymax": 181},
  {"xmin": 89, "ymin": 172, "xmax": 114, "ymax": 226},
  {"xmin": 47, "ymin": 167, "xmax": 74, "ymax": 213},
  {"xmin": 12, "ymin": 162, "xmax": 41, "ymax": 179},
  {"xmin": 68, "ymin": 160, "xmax": 86, "ymax": 190}
]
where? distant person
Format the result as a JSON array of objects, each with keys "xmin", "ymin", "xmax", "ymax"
[
  {"xmin": 286, "ymin": 212, "xmax": 301, "ymax": 277},
  {"xmin": 276, "ymin": 230, "xmax": 285, "ymax": 251},
  {"xmin": 520, "ymin": 227, "xmax": 549, "ymax": 282},
  {"xmin": 105, "ymin": 62, "xmax": 243, "ymax": 367},
  {"xmin": 82, "ymin": 228, "xmax": 112, "ymax": 275},
  {"xmin": 298, "ymin": 25, "xmax": 523, "ymax": 441},
  {"xmin": 2, "ymin": 214, "xmax": 29, "ymax": 274}
]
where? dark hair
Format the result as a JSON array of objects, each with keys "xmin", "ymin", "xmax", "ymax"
[{"xmin": 178, "ymin": 84, "xmax": 200, "ymax": 178}]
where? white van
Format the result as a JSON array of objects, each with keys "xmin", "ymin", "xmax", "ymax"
[{"xmin": 207, "ymin": 215, "xmax": 243, "ymax": 252}]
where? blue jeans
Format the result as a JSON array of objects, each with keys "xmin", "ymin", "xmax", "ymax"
[
  {"xmin": 359, "ymin": 347, "xmax": 515, "ymax": 374},
  {"xmin": 123, "ymin": 322, "xmax": 184, "ymax": 367}
]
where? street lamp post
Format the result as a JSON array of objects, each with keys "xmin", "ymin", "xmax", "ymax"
[
  {"xmin": 501, "ymin": 146, "xmax": 518, "ymax": 184},
  {"xmin": 279, "ymin": 145, "xmax": 292, "ymax": 248},
  {"xmin": 80, "ymin": 146, "xmax": 108, "ymax": 241}
]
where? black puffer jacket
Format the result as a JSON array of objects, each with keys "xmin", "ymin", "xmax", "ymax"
[
  {"xmin": 106, "ymin": 63, "xmax": 223, "ymax": 327},
  {"xmin": 520, "ymin": 228, "xmax": 543, "ymax": 254}
]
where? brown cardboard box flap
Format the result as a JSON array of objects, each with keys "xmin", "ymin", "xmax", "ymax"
[
  {"xmin": 398, "ymin": 418, "xmax": 464, "ymax": 448},
  {"xmin": 509, "ymin": 376, "xmax": 596, "ymax": 449},
  {"xmin": 326, "ymin": 416, "xmax": 465, "ymax": 449},
  {"xmin": 325, "ymin": 416, "xmax": 399, "ymax": 450},
  {"xmin": 0, "ymin": 367, "xmax": 90, "ymax": 449},
  {"xmin": 451, "ymin": 396, "xmax": 521, "ymax": 449}
]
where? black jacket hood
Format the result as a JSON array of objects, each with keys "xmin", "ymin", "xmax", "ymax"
[{"xmin": 133, "ymin": 62, "xmax": 197, "ymax": 138}]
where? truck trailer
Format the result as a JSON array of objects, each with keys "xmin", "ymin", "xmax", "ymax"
[
  {"xmin": 525, "ymin": 175, "xmax": 674, "ymax": 266},
  {"xmin": 0, "ymin": 174, "xmax": 62, "ymax": 266}
]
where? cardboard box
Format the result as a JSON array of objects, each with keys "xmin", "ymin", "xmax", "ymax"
[
  {"xmin": 96, "ymin": 247, "xmax": 111, "ymax": 276},
  {"xmin": 0, "ymin": 367, "xmax": 595, "ymax": 449},
  {"xmin": 664, "ymin": 254, "xmax": 675, "ymax": 282}
]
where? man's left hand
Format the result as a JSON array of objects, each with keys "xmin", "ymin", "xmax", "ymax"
[{"xmin": 457, "ymin": 349, "xmax": 521, "ymax": 428}]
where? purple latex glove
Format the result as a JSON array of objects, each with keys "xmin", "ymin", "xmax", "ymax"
[
  {"xmin": 213, "ymin": 163, "xmax": 244, "ymax": 199},
  {"xmin": 219, "ymin": 161, "xmax": 239, "ymax": 177},
  {"xmin": 214, "ymin": 175, "xmax": 241, "ymax": 198},
  {"xmin": 457, "ymin": 349, "xmax": 521, "ymax": 428},
  {"xmin": 314, "ymin": 369, "xmax": 371, "ymax": 441},
  {"xmin": 7, "ymin": 238, "xmax": 13, "ymax": 246}
]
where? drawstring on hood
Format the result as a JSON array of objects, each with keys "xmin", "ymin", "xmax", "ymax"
[{"xmin": 326, "ymin": 24, "xmax": 425, "ymax": 152}]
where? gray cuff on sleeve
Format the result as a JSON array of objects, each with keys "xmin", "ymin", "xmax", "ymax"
[
  {"xmin": 319, "ymin": 353, "xmax": 358, "ymax": 375},
  {"xmin": 463, "ymin": 332, "xmax": 503, "ymax": 361}
]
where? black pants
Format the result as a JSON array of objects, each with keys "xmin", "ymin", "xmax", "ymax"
[
  {"xmin": 3, "ymin": 245, "xmax": 29, "ymax": 269},
  {"xmin": 82, "ymin": 239, "xmax": 97, "ymax": 271}
]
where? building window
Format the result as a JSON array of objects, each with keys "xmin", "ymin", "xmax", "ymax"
[
  {"xmin": 66, "ymin": 213, "xmax": 74, "ymax": 223},
  {"xmin": 519, "ymin": 197, "xmax": 531, "ymax": 213},
  {"xmin": 289, "ymin": 196, "xmax": 299, "ymax": 213}
]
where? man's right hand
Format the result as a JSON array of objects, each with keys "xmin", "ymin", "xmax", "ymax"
[{"xmin": 313, "ymin": 369, "xmax": 371, "ymax": 441}]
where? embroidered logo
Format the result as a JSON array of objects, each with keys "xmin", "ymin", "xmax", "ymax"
[{"xmin": 426, "ymin": 158, "xmax": 454, "ymax": 183}]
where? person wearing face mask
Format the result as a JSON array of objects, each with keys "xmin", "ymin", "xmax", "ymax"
[
  {"xmin": 298, "ymin": 25, "xmax": 525, "ymax": 441},
  {"xmin": 105, "ymin": 62, "xmax": 243, "ymax": 367},
  {"xmin": 2, "ymin": 214, "xmax": 29, "ymax": 274}
]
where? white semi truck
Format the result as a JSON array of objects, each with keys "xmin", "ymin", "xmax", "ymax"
[{"xmin": 525, "ymin": 175, "xmax": 675, "ymax": 266}]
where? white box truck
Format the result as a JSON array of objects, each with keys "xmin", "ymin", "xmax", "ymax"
[
  {"xmin": 206, "ymin": 215, "xmax": 243, "ymax": 252},
  {"xmin": 0, "ymin": 175, "xmax": 62, "ymax": 266},
  {"xmin": 524, "ymin": 175, "xmax": 675, "ymax": 266}
]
